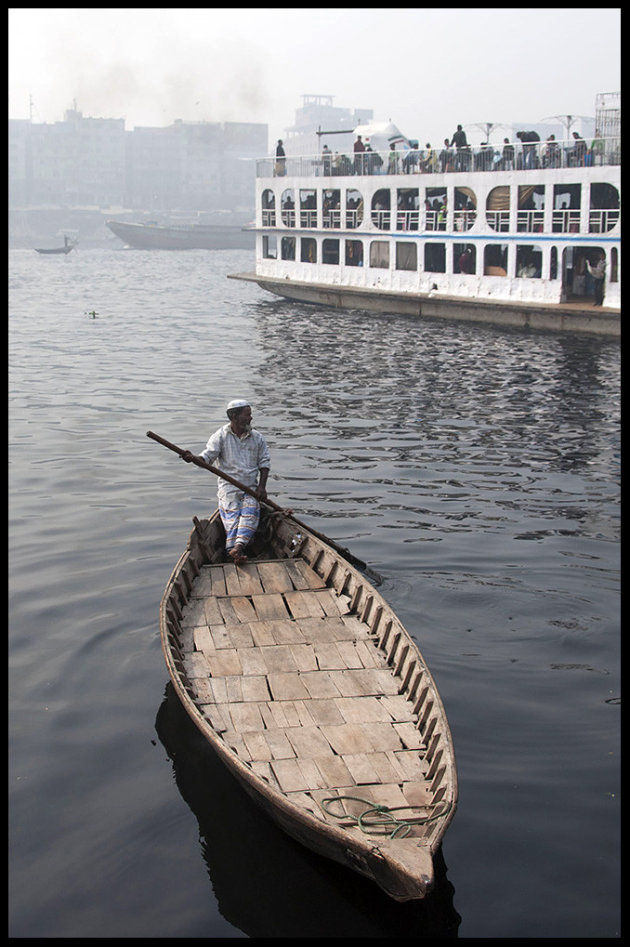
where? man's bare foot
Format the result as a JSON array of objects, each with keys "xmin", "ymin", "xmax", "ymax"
[{"xmin": 228, "ymin": 546, "xmax": 248, "ymax": 566}]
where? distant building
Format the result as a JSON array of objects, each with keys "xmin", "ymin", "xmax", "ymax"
[
  {"xmin": 284, "ymin": 94, "xmax": 373, "ymax": 157},
  {"xmin": 125, "ymin": 120, "xmax": 266, "ymax": 212},
  {"xmin": 8, "ymin": 119, "xmax": 31, "ymax": 206},
  {"xmin": 8, "ymin": 109, "xmax": 267, "ymax": 215},
  {"xmin": 34, "ymin": 109, "xmax": 126, "ymax": 206},
  {"xmin": 125, "ymin": 125, "xmax": 182, "ymax": 210},
  {"xmin": 8, "ymin": 110, "xmax": 126, "ymax": 207}
]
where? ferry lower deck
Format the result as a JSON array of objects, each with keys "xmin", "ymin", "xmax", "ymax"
[{"xmin": 229, "ymin": 271, "xmax": 619, "ymax": 336}]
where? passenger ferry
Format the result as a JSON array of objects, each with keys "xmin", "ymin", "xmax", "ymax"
[{"xmin": 230, "ymin": 111, "xmax": 620, "ymax": 336}]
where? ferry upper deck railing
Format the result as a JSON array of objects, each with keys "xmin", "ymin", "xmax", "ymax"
[{"xmin": 259, "ymin": 137, "xmax": 621, "ymax": 179}]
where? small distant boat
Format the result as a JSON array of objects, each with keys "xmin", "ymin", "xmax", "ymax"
[{"xmin": 34, "ymin": 236, "xmax": 76, "ymax": 255}]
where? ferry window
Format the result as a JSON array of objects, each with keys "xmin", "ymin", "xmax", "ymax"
[
  {"xmin": 371, "ymin": 189, "xmax": 391, "ymax": 230},
  {"xmin": 454, "ymin": 243, "xmax": 476, "ymax": 274},
  {"xmin": 396, "ymin": 189, "xmax": 419, "ymax": 231},
  {"xmin": 300, "ymin": 237, "xmax": 317, "ymax": 263},
  {"xmin": 281, "ymin": 236, "xmax": 296, "ymax": 261},
  {"xmin": 345, "ymin": 240, "xmax": 363, "ymax": 266},
  {"xmin": 426, "ymin": 187, "xmax": 447, "ymax": 231},
  {"xmin": 454, "ymin": 187, "xmax": 476, "ymax": 232},
  {"xmin": 550, "ymin": 246, "xmax": 558, "ymax": 280},
  {"xmin": 517, "ymin": 185, "xmax": 545, "ymax": 232},
  {"xmin": 516, "ymin": 245, "xmax": 542, "ymax": 278},
  {"xmin": 369, "ymin": 241, "xmax": 390, "ymax": 269},
  {"xmin": 553, "ymin": 184, "xmax": 580, "ymax": 233},
  {"xmin": 323, "ymin": 190, "xmax": 341, "ymax": 229},
  {"xmin": 483, "ymin": 244, "xmax": 508, "ymax": 276},
  {"xmin": 322, "ymin": 239, "xmax": 340, "ymax": 264},
  {"xmin": 281, "ymin": 189, "xmax": 295, "ymax": 227},
  {"xmin": 262, "ymin": 235, "xmax": 277, "ymax": 259},
  {"xmin": 299, "ymin": 189, "xmax": 317, "ymax": 228},
  {"xmin": 396, "ymin": 242, "xmax": 417, "ymax": 271},
  {"xmin": 424, "ymin": 243, "xmax": 446, "ymax": 273},
  {"xmin": 486, "ymin": 187, "xmax": 510, "ymax": 231},
  {"xmin": 346, "ymin": 189, "xmax": 363, "ymax": 229},
  {"xmin": 589, "ymin": 183, "xmax": 619, "ymax": 233},
  {"xmin": 261, "ymin": 189, "xmax": 276, "ymax": 227}
]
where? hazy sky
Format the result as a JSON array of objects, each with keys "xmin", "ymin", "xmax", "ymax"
[{"xmin": 9, "ymin": 8, "xmax": 621, "ymax": 148}]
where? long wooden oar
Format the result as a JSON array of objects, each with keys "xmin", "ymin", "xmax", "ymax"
[{"xmin": 146, "ymin": 430, "xmax": 378, "ymax": 579}]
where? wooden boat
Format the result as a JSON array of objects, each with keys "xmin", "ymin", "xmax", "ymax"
[
  {"xmin": 154, "ymin": 434, "xmax": 457, "ymax": 902},
  {"xmin": 34, "ymin": 237, "xmax": 75, "ymax": 255}
]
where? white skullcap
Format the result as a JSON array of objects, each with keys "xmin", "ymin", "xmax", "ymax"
[{"xmin": 227, "ymin": 399, "xmax": 250, "ymax": 410}]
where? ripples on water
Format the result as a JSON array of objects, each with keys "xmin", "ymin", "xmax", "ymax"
[{"xmin": 9, "ymin": 249, "xmax": 620, "ymax": 937}]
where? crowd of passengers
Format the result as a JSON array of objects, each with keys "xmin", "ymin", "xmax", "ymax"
[{"xmin": 274, "ymin": 126, "xmax": 609, "ymax": 177}]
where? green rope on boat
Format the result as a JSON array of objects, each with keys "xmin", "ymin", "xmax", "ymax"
[{"xmin": 319, "ymin": 795, "xmax": 450, "ymax": 840}]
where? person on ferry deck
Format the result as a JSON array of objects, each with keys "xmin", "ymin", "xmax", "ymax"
[
  {"xmin": 450, "ymin": 125, "xmax": 469, "ymax": 171},
  {"xmin": 387, "ymin": 145, "xmax": 398, "ymax": 174},
  {"xmin": 403, "ymin": 142, "xmax": 420, "ymax": 174},
  {"xmin": 572, "ymin": 132, "xmax": 587, "ymax": 167},
  {"xmin": 459, "ymin": 248, "xmax": 474, "ymax": 274},
  {"xmin": 477, "ymin": 142, "xmax": 493, "ymax": 171},
  {"xmin": 365, "ymin": 143, "xmax": 382, "ymax": 175},
  {"xmin": 516, "ymin": 130, "xmax": 540, "ymax": 169},
  {"xmin": 590, "ymin": 130, "xmax": 605, "ymax": 166},
  {"xmin": 586, "ymin": 253, "xmax": 606, "ymax": 306},
  {"xmin": 502, "ymin": 138, "xmax": 515, "ymax": 170},
  {"xmin": 353, "ymin": 135, "xmax": 365, "ymax": 175},
  {"xmin": 440, "ymin": 138, "xmax": 453, "ymax": 173},
  {"xmin": 322, "ymin": 144, "xmax": 332, "ymax": 175},
  {"xmin": 275, "ymin": 139, "xmax": 286, "ymax": 176},
  {"xmin": 543, "ymin": 134, "xmax": 560, "ymax": 168},
  {"xmin": 180, "ymin": 400, "xmax": 270, "ymax": 565},
  {"xmin": 423, "ymin": 143, "xmax": 438, "ymax": 173}
]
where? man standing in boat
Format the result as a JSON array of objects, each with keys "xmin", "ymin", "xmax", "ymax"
[{"xmin": 181, "ymin": 400, "xmax": 270, "ymax": 564}]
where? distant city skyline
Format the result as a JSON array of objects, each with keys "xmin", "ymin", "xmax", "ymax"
[
  {"xmin": 9, "ymin": 9, "xmax": 620, "ymax": 149},
  {"xmin": 9, "ymin": 111, "xmax": 265, "ymax": 214}
]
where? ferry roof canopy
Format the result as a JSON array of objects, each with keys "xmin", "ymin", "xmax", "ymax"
[{"xmin": 352, "ymin": 121, "xmax": 411, "ymax": 151}]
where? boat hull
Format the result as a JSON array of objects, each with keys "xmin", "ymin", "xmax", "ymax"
[
  {"xmin": 160, "ymin": 510, "xmax": 457, "ymax": 901},
  {"xmin": 107, "ymin": 219, "xmax": 255, "ymax": 250},
  {"xmin": 229, "ymin": 271, "xmax": 620, "ymax": 337},
  {"xmin": 34, "ymin": 246, "xmax": 73, "ymax": 255}
]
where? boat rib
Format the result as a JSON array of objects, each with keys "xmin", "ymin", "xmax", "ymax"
[{"xmin": 160, "ymin": 510, "xmax": 457, "ymax": 901}]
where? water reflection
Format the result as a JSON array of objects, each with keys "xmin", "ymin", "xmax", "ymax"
[
  {"xmin": 246, "ymin": 300, "xmax": 619, "ymax": 556},
  {"xmin": 155, "ymin": 684, "xmax": 461, "ymax": 938},
  {"xmin": 250, "ymin": 299, "xmax": 618, "ymax": 478}
]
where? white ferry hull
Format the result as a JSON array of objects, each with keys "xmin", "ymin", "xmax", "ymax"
[{"xmin": 229, "ymin": 271, "xmax": 619, "ymax": 336}]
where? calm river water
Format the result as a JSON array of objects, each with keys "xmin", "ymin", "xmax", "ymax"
[{"xmin": 9, "ymin": 247, "xmax": 620, "ymax": 938}]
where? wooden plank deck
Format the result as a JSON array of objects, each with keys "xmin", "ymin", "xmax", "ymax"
[{"xmin": 180, "ymin": 558, "xmax": 439, "ymax": 839}]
